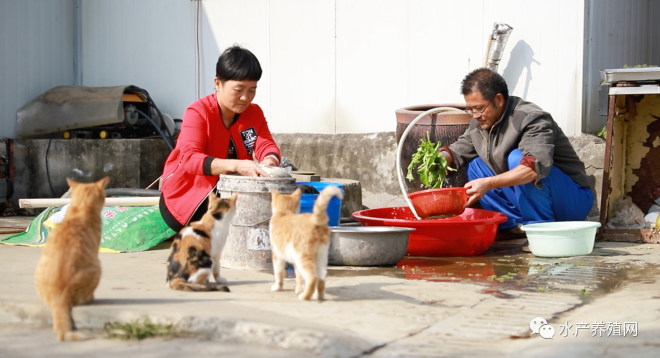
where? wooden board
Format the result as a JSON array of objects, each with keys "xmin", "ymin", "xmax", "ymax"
[{"xmin": 19, "ymin": 196, "xmax": 160, "ymax": 208}]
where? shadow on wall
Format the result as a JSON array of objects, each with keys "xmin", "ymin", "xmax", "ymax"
[{"xmin": 501, "ymin": 40, "xmax": 541, "ymax": 99}]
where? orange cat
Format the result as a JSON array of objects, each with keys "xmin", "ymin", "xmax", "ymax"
[
  {"xmin": 269, "ymin": 186, "xmax": 343, "ymax": 301},
  {"xmin": 34, "ymin": 176, "xmax": 109, "ymax": 341},
  {"xmin": 166, "ymin": 193, "xmax": 237, "ymax": 291}
]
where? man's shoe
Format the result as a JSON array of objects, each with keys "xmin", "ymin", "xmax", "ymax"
[
  {"xmin": 495, "ymin": 225, "xmax": 527, "ymax": 241},
  {"xmin": 521, "ymin": 240, "xmax": 531, "ymax": 253}
]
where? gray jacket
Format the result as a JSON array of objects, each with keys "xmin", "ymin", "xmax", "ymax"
[{"xmin": 447, "ymin": 96, "xmax": 591, "ymax": 188}]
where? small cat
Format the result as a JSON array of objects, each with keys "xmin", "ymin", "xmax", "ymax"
[
  {"xmin": 166, "ymin": 193, "xmax": 237, "ymax": 291},
  {"xmin": 269, "ymin": 185, "xmax": 343, "ymax": 301},
  {"xmin": 34, "ymin": 176, "xmax": 109, "ymax": 341}
]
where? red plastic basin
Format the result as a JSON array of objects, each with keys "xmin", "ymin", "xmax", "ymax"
[
  {"xmin": 408, "ymin": 187, "xmax": 468, "ymax": 217},
  {"xmin": 352, "ymin": 207, "xmax": 507, "ymax": 257}
]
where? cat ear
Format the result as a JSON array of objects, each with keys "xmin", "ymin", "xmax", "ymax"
[
  {"xmin": 97, "ymin": 176, "xmax": 110, "ymax": 189},
  {"xmin": 230, "ymin": 193, "xmax": 238, "ymax": 206},
  {"xmin": 66, "ymin": 177, "xmax": 76, "ymax": 188}
]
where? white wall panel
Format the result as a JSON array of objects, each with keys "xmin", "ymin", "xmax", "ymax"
[
  {"xmin": 268, "ymin": 0, "xmax": 336, "ymax": 133},
  {"xmin": 335, "ymin": 0, "xmax": 409, "ymax": 133},
  {"xmin": 0, "ymin": 0, "xmax": 75, "ymax": 138},
  {"xmin": 584, "ymin": 0, "xmax": 660, "ymax": 134},
  {"xmin": 486, "ymin": 0, "xmax": 585, "ymax": 136},
  {"xmin": 4, "ymin": 0, "xmax": 659, "ymax": 139},
  {"xmin": 201, "ymin": 0, "xmax": 270, "ymax": 115},
  {"xmin": 81, "ymin": 0, "xmax": 197, "ymax": 120}
]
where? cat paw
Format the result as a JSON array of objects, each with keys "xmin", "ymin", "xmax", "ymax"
[
  {"xmin": 214, "ymin": 276, "xmax": 228, "ymax": 284},
  {"xmin": 212, "ymin": 284, "xmax": 230, "ymax": 292},
  {"xmin": 297, "ymin": 293, "xmax": 312, "ymax": 301},
  {"xmin": 63, "ymin": 330, "xmax": 91, "ymax": 341},
  {"xmin": 270, "ymin": 283, "xmax": 283, "ymax": 292}
]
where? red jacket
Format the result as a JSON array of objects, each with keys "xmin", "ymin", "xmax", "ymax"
[{"xmin": 160, "ymin": 93, "xmax": 280, "ymax": 230}]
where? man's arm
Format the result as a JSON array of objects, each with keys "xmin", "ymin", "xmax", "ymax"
[{"xmin": 463, "ymin": 165, "xmax": 538, "ymax": 207}]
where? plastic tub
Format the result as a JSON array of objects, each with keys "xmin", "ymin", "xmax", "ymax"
[
  {"xmin": 520, "ymin": 221, "xmax": 601, "ymax": 257},
  {"xmin": 351, "ymin": 207, "xmax": 507, "ymax": 256},
  {"xmin": 298, "ymin": 181, "xmax": 343, "ymax": 226}
]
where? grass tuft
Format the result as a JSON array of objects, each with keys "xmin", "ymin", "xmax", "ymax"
[{"xmin": 104, "ymin": 319, "xmax": 182, "ymax": 340}]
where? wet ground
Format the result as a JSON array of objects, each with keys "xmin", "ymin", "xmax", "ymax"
[{"xmin": 329, "ymin": 239, "xmax": 657, "ymax": 304}]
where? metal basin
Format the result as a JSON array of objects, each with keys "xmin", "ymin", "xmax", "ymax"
[{"xmin": 328, "ymin": 226, "xmax": 413, "ymax": 266}]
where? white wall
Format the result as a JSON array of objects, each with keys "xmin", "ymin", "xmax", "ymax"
[
  {"xmin": 0, "ymin": 0, "xmax": 592, "ymax": 138},
  {"xmin": 0, "ymin": 0, "xmax": 75, "ymax": 138},
  {"xmin": 76, "ymin": 0, "xmax": 588, "ymax": 136},
  {"xmin": 200, "ymin": 0, "xmax": 587, "ymax": 135},
  {"xmin": 80, "ymin": 0, "xmax": 198, "ymax": 123},
  {"xmin": 583, "ymin": 0, "xmax": 660, "ymax": 134}
]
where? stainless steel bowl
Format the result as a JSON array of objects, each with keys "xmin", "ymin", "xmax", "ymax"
[{"xmin": 328, "ymin": 226, "xmax": 413, "ymax": 266}]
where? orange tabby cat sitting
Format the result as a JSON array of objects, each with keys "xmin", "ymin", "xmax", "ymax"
[
  {"xmin": 34, "ymin": 176, "xmax": 109, "ymax": 341},
  {"xmin": 269, "ymin": 185, "xmax": 343, "ymax": 301}
]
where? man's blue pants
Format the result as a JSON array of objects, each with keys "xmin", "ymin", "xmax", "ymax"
[{"xmin": 467, "ymin": 149, "xmax": 594, "ymax": 229}]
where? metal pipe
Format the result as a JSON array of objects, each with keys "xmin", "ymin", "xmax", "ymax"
[{"xmin": 485, "ymin": 23, "xmax": 514, "ymax": 72}]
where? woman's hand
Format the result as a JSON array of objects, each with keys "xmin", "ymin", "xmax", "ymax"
[
  {"xmin": 212, "ymin": 158, "xmax": 268, "ymax": 177},
  {"xmin": 234, "ymin": 159, "xmax": 268, "ymax": 177},
  {"xmin": 259, "ymin": 156, "xmax": 279, "ymax": 167}
]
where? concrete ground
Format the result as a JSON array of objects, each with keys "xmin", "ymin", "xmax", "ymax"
[{"xmin": 0, "ymin": 216, "xmax": 659, "ymax": 358}]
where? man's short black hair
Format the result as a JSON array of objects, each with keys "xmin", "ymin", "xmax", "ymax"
[
  {"xmin": 215, "ymin": 45, "xmax": 262, "ymax": 82},
  {"xmin": 460, "ymin": 68, "xmax": 509, "ymax": 101}
]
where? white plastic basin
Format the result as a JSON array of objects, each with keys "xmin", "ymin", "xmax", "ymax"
[{"xmin": 520, "ymin": 221, "xmax": 601, "ymax": 257}]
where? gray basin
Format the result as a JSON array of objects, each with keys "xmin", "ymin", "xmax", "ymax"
[{"xmin": 328, "ymin": 226, "xmax": 413, "ymax": 266}]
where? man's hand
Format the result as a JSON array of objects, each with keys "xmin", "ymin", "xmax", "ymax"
[
  {"xmin": 463, "ymin": 165, "xmax": 538, "ymax": 207},
  {"xmin": 464, "ymin": 177, "xmax": 492, "ymax": 207}
]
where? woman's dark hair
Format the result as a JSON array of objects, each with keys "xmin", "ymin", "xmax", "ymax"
[
  {"xmin": 215, "ymin": 45, "xmax": 262, "ymax": 82},
  {"xmin": 460, "ymin": 68, "xmax": 509, "ymax": 101}
]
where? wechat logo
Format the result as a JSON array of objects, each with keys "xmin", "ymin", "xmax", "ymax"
[{"xmin": 530, "ymin": 317, "xmax": 555, "ymax": 339}]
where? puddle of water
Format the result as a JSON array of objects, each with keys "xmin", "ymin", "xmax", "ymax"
[{"xmin": 328, "ymin": 241, "xmax": 659, "ymax": 302}]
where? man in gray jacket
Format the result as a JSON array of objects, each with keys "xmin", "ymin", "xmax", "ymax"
[{"xmin": 441, "ymin": 68, "xmax": 594, "ymax": 238}]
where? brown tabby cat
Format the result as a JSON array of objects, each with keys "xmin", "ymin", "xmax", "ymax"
[
  {"xmin": 34, "ymin": 176, "xmax": 109, "ymax": 341},
  {"xmin": 166, "ymin": 193, "xmax": 237, "ymax": 291},
  {"xmin": 269, "ymin": 185, "xmax": 343, "ymax": 301}
]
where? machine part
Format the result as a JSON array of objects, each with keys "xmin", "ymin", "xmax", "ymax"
[
  {"xmin": 161, "ymin": 112, "xmax": 175, "ymax": 138},
  {"xmin": 16, "ymin": 85, "xmax": 174, "ymax": 149},
  {"xmin": 0, "ymin": 140, "xmax": 13, "ymax": 203},
  {"xmin": 124, "ymin": 104, "xmax": 140, "ymax": 126},
  {"xmin": 0, "ymin": 153, "xmax": 7, "ymax": 203},
  {"xmin": 484, "ymin": 23, "xmax": 513, "ymax": 72}
]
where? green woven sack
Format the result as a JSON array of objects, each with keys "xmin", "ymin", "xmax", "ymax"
[{"xmin": 1, "ymin": 205, "xmax": 175, "ymax": 253}]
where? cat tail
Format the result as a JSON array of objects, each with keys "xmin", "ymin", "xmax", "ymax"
[
  {"xmin": 168, "ymin": 278, "xmax": 230, "ymax": 292},
  {"xmin": 311, "ymin": 186, "xmax": 343, "ymax": 226},
  {"xmin": 51, "ymin": 298, "xmax": 83, "ymax": 341}
]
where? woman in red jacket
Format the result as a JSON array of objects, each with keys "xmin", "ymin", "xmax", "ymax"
[{"xmin": 160, "ymin": 46, "xmax": 281, "ymax": 231}]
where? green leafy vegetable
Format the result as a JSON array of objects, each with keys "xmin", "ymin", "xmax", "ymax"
[{"xmin": 406, "ymin": 132, "xmax": 456, "ymax": 189}]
